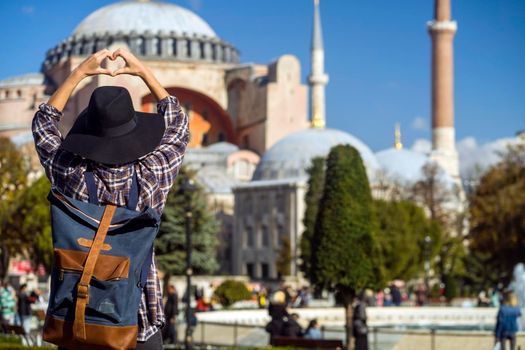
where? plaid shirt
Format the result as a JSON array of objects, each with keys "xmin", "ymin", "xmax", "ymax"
[{"xmin": 32, "ymin": 95, "xmax": 189, "ymax": 342}]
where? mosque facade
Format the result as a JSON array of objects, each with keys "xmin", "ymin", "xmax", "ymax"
[{"xmin": 0, "ymin": 0, "xmax": 472, "ymax": 279}]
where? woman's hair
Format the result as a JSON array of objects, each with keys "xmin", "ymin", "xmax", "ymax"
[
  {"xmin": 272, "ymin": 290, "xmax": 286, "ymax": 304},
  {"xmin": 307, "ymin": 319, "xmax": 318, "ymax": 328},
  {"xmin": 504, "ymin": 291, "xmax": 518, "ymax": 307}
]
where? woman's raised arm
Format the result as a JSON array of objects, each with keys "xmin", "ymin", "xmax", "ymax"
[
  {"xmin": 112, "ymin": 48, "xmax": 169, "ymax": 101},
  {"xmin": 47, "ymin": 49, "xmax": 114, "ymax": 111}
]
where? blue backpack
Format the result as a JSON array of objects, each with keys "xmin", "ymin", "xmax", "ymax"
[{"xmin": 43, "ymin": 166, "xmax": 161, "ymax": 350}]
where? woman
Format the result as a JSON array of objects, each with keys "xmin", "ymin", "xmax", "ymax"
[
  {"xmin": 32, "ymin": 48, "xmax": 190, "ymax": 349},
  {"xmin": 304, "ymin": 319, "xmax": 322, "ymax": 339},
  {"xmin": 495, "ymin": 292, "xmax": 522, "ymax": 350},
  {"xmin": 265, "ymin": 291, "xmax": 289, "ymax": 344},
  {"xmin": 353, "ymin": 294, "xmax": 369, "ymax": 350}
]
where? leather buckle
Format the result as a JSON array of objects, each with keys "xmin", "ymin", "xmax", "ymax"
[{"xmin": 77, "ymin": 283, "xmax": 90, "ymax": 300}]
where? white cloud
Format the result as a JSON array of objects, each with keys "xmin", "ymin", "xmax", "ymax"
[
  {"xmin": 21, "ymin": 6, "xmax": 35, "ymax": 14},
  {"xmin": 411, "ymin": 138, "xmax": 432, "ymax": 154},
  {"xmin": 411, "ymin": 116, "xmax": 428, "ymax": 131}
]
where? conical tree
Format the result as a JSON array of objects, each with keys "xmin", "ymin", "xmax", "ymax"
[
  {"xmin": 300, "ymin": 157, "xmax": 325, "ymax": 282},
  {"xmin": 155, "ymin": 166, "xmax": 219, "ymax": 289},
  {"xmin": 310, "ymin": 145, "xmax": 381, "ymax": 350}
]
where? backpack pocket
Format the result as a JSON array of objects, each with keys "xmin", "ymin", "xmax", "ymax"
[{"xmin": 50, "ymin": 249, "xmax": 131, "ymax": 324}]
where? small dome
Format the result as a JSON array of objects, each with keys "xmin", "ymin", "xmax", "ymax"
[
  {"xmin": 74, "ymin": 0, "xmax": 217, "ymax": 38},
  {"xmin": 376, "ymin": 148, "xmax": 430, "ymax": 183},
  {"xmin": 206, "ymin": 142, "xmax": 239, "ymax": 153},
  {"xmin": 253, "ymin": 128, "xmax": 379, "ymax": 181},
  {"xmin": 0, "ymin": 73, "xmax": 44, "ymax": 88}
]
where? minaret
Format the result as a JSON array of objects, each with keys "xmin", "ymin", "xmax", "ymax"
[
  {"xmin": 394, "ymin": 123, "xmax": 403, "ymax": 150},
  {"xmin": 308, "ymin": 0, "xmax": 329, "ymax": 129},
  {"xmin": 428, "ymin": 0, "xmax": 460, "ymax": 179}
]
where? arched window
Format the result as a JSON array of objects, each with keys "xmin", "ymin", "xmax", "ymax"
[{"xmin": 17, "ymin": 90, "xmax": 22, "ymax": 98}]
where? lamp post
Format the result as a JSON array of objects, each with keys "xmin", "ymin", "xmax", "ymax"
[
  {"xmin": 180, "ymin": 178, "xmax": 196, "ymax": 350},
  {"xmin": 424, "ymin": 235, "xmax": 432, "ymax": 305}
]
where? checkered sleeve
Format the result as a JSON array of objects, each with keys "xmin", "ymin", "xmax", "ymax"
[
  {"xmin": 31, "ymin": 103, "xmax": 64, "ymax": 178},
  {"xmin": 141, "ymin": 95, "xmax": 190, "ymax": 198}
]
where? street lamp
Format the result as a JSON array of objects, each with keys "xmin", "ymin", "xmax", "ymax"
[
  {"xmin": 424, "ymin": 235, "xmax": 432, "ymax": 305},
  {"xmin": 180, "ymin": 178, "xmax": 196, "ymax": 350}
]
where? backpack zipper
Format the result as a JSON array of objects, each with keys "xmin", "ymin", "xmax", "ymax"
[{"xmin": 58, "ymin": 268, "xmax": 122, "ymax": 281}]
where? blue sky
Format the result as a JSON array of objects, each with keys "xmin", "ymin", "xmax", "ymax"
[{"xmin": 0, "ymin": 0, "xmax": 523, "ymax": 151}]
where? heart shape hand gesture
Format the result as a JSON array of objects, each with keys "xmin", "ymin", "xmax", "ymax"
[{"xmin": 76, "ymin": 49, "xmax": 147, "ymax": 78}]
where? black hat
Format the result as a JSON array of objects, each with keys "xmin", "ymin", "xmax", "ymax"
[{"xmin": 60, "ymin": 86, "xmax": 165, "ymax": 165}]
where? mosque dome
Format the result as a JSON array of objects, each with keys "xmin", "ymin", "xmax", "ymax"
[
  {"xmin": 43, "ymin": 0, "xmax": 239, "ymax": 70},
  {"xmin": 375, "ymin": 148, "xmax": 430, "ymax": 184},
  {"xmin": 73, "ymin": 0, "xmax": 217, "ymax": 38},
  {"xmin": 253, "ymin": 128, "xmax": 380, "ymax": 181}
]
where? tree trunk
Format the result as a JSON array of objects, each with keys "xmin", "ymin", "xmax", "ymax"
[{"xmin": 344, "ymin": 300, "xmax": 353, "ymax": 350}]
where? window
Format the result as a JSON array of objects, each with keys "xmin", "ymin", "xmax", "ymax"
[
  {"xmin": 246, "ymin": 226, "xmax": 254, "ymax": 247},
  {"xmin": 261, "ymin": 263, "xmax": 269, "ymax": 279},
  {"xmin": 243, "ymin": 135, "xmax": 250, "ymax": 148},
  {"xmin": 202, "ymin": 133, "xmax": 209, "ymax": 146},
  {"xmin": 183, "ymin": 103, "xmax": 192, "ymax": 118},
  {"xmin": 218, "ymin": 132, "xmax": 225, "ymax": 142},
  {"xmin": 187, "ymin": 40, "xmax": 192, "ymax": 57},
  {"xmin": 246, "ymin": 263, "xmax": 254, "ymax": 278},
  {"xmin": 261, "ymin": 226, "xmax": 269, "ymax": 247},
  {"xmin": 16, "ymin": 90, "xmax": 22, "ymax": 98}
]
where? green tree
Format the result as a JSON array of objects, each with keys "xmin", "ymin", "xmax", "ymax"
[
  {"xmin": 374, "ymin": 199, "xmax": 441, "ymax": 282},
  {"xmin": 300, "ymin": 157, "xmax": 325, "ymax": 281},
  {"xmin": 14, "ymin": 176, "xmax": 53, "ymax": 272},
  {"xmin": 310, "ymin": 145, "xmax": 381, "ymax": 350},
  {"xmin": 468, "ymin": 139, "xmax": 525, "ymax": 284},
  {"xmin": 276, "ymin": 236, "xmax": 291, "ymax": 279},
  {"xmin": 410, "ymin": 162, "xmax": 466, "ymax": 286},
  {"xmin": 213, "ymin": 280, "xmax": 252, "ymax": 308},
  {"xmin": 155, "ymin": 167, "xmax": 219, "ymax": 288},
  {"xmin": 0, "ymin": 137, "xmax": 28, "ymax": 280}
]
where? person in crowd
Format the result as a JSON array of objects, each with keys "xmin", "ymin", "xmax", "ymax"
[
  {"xmin": 495, "ymin": 291, "xmax": 522, "ymax": 350},
  {"xmin": 353, "ymin": 293, "xmax": 369, "ymax": 350},
  {"xmin": 265, "ymin": 290, "xmax": 289, "ymax": 344},
  {"xmin": 163, "ymin": 285, "xmax": 179, "ymax": 345},
  {"xmin": 478, "ymin": 290, "xmax": 491, "ymax": 307},
  {"xmin": 0, "ymin": 282, "xmax": 16, "ymax": 326},
  {"xmin": 391, "ymin": 284, "xmax": 402, "ymax": 306},
  {"xmin": 415, "ymin": 284, "xmax": 427, "ymax": 306},
  {"xmin": 16, "ymin": 284, "xmax": 34, "ymax": 336},
  {"xmin": 304, "ymin": 319, "xmax": 322, "ymax": 339},
  {"xmin": 283, "ymin": 313, "xmax": 303, "ymax": 337}
]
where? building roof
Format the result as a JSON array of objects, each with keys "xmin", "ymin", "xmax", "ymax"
[
  {"xmin": 73, "ymin": 0, "xmax": 217, "ymax": 38},
  {"xmin": 252, "ymin": 128, "xmax": 379, "ymax": 181},
  {"xmin": 0, "ymin": 73, "xmax": 44, "ymax": 88}
]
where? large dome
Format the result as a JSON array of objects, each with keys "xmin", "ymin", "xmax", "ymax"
[
  {"xmin": 253, "ymin": 128, "xmax": 379, "ymax": 181},
  {"xmin": 74, "ymin": 0, "xmax": 217, "ymax": 38},
  {"xmin": 43, "ymin": 0, "xmax": 239, "ymax": 70}
]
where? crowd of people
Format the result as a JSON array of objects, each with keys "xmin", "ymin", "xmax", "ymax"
[{"xmin": 0, "ymin": 282, "xmax": 43, "ymax": 338}]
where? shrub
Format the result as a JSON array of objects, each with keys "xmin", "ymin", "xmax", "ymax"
[{"xmin": 213, "ymin": 280, "xmax": 252, "ymax": 308}]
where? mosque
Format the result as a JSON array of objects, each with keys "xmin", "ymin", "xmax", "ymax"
[{"xmin": 0, "ymin": 0, "xmax": 514, "ymax": 279}]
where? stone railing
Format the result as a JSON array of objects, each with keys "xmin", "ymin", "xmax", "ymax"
[{"xmin": 196, "ymin": 307, "xmax": 498, "ymax": 328}]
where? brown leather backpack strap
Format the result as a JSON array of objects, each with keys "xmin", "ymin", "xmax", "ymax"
[{"xmin": 73, "ymin": 204, "xmax": 116, "ymax": 341}]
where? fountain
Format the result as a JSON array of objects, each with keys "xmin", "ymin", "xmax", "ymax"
[{"xmin": 509, "ymin": 263, "xmax": 525, "ymax": 331}]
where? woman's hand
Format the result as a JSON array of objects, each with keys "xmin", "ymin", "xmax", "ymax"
[
  {"xmin": 111, "ymin": 49, "xmax": 149, "ymax": 78},
  {"xmin": 74, "ymin": 49, "xmax": 114, "ymax": 79}
]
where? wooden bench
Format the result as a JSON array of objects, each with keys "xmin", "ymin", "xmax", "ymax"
[{"xmin": 271, "ymin": 336, "xmax": 344, "ymax": 349}]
